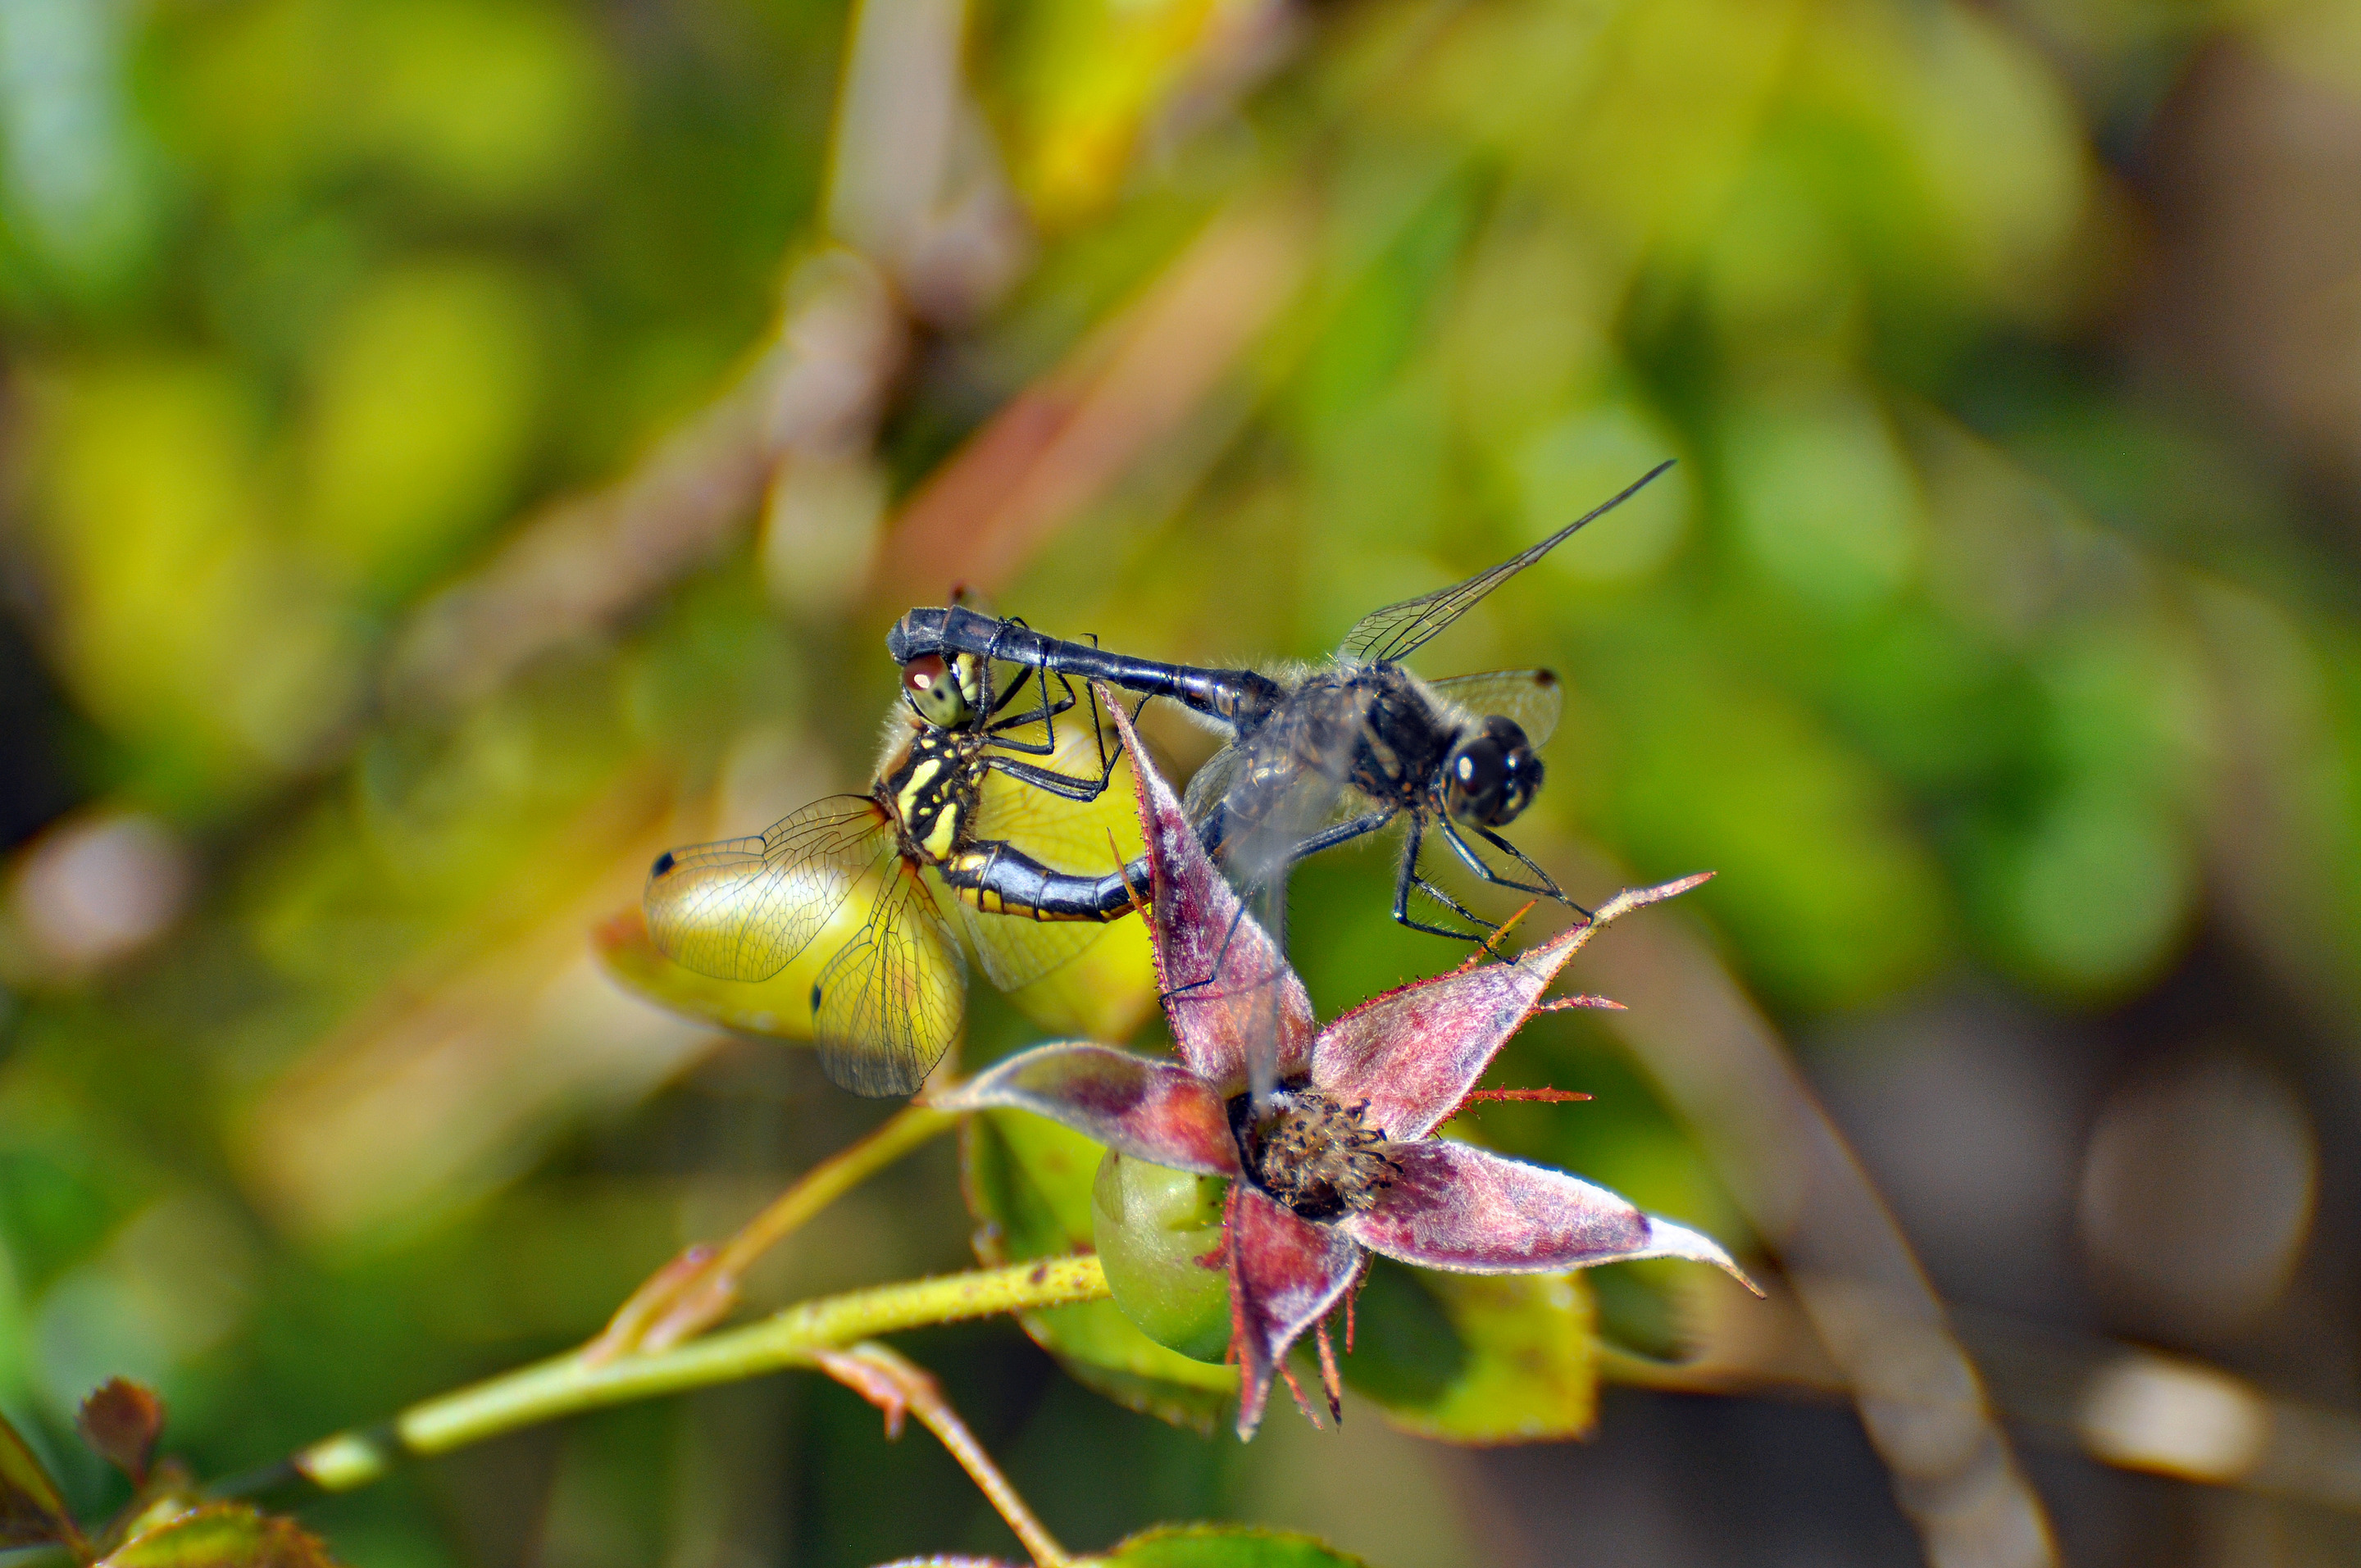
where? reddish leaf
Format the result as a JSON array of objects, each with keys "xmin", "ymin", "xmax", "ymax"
[
  {"xmin": 1106, "ymin": 695, "xmax": 1313, "ymax": 1088},
  {"xmin": 0, "ymin": 1406, "xmax": 80, "ymax": 1551},
  {"xmin": 79, "ymin": 1379, "xmax": 166, "ymax": 1484}
]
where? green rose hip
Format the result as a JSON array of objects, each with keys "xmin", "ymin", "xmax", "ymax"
[{"xmin": 1091, "ymin": 1149, "xmax": 1231, "ymax": 1363}]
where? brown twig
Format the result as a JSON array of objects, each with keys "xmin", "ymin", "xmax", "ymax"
[
  {"xmin": 815, "ymin": 1343, "xmax": 1070, "ymax": 1567},
  {"xmin": 1550, "ymin": 839, "xmax": 2061, "ymax": 1568}
]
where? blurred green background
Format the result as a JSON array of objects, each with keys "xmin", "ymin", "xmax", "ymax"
[{"xmin": 5, "ymin": 0, "xmax": 2361, "ymax": 1561}]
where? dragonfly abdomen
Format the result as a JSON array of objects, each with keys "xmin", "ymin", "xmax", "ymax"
[
  {"xmin": 939, "ymin": 841, "xmax": 1150, "ymax": 922},
  {"xmin": 889, "ymin": 605, "xmax": 1284, "ymax": 731}
]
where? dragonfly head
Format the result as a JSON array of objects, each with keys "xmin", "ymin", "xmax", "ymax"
[
  {"xmin": 903, "ymin": 653, "xmax": 984, "ymax": 728},
  {"xmin": 1442, "ymin": 716, "xmax": 1544, "ymax": 828}
]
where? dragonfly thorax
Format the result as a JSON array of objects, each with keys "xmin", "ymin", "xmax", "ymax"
[
  {"xmin": 879, "ymin": 725, "xmax": 986, "ymax": 865},
  {"xmin": 1330, "ymin": 665, "xmax": 1460, "ymax": 810}
]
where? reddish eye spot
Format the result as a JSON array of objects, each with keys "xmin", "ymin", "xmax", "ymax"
[{"xmin": 904, "ymin": 654, "xmax": 948, "ymax": 693}]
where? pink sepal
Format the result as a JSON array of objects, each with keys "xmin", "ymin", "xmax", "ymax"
[
  {"xmin": 932, "ymin": 1043, "xmax": 1240, "ymax": 1177},
  {"xmin": 1226, "ymin": 1185, "xmax": 1361, "ymax": 1439}
]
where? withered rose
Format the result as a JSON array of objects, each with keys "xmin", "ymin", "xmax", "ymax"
[{"xmin": 936, "ymin": 693, "xmax": 1755, "ymax": 1437}]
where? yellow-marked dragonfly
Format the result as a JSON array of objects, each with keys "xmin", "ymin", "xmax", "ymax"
[
  {"xmin": 887, "ymin": 465, "xmax": 1669, "ymax": 943},
  {"xmin": 644, "ymin": 654, "xmax": 1149, "ymax": 1097},
  {"xmin": 885, "ymin": 464, "xmax": 1671, "ymax": 1100}
]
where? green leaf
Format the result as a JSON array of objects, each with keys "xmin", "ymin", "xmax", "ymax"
[
  {"xmin": 98, "ymin": 1502, "xmax": 342, "ymax": 1568},
  {"xmin": 1338, "ymin": 1260, "xmax": 1596, "ymax": 1444},
  {"xmin": 1090, "ymin": 1523, "xmax": 1372, "ymax": 1566},
  {"xmin": 0, "ymin": 1404, "xmax": 80, "ymax": 1550},
  {"xmin": 959, "ymin": 1111, "xmax": 1237, "ymax": 1432}
]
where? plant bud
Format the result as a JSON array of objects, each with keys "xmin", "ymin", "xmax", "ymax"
[{"xmin": 1091, "ymin": 1149, "xmax": 1231, "ymax": 1363}]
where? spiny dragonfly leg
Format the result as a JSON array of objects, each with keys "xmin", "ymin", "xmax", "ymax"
[
  {"xmin": 979, "ymin": 754, "xmax": 1111, "ymax": 802},
  {"xmin": 1392, "ymin": 818, "xmax": 1497, "ymax": 943},
  {"xmin": 980, "ymin": 623, "xmax": 1071, "ymax": 756},
  {"xmin": 1434, "ymin": 818, "xmax": 1592, "ymax": 916},
  {"xmin": 1159, "ymin": 900, "xmax": 1269, "ymax": 1007}
]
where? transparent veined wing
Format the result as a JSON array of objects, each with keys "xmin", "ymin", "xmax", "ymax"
[
  {"xmin": 956, "ymin": 692, "xmax": 1149, "ymax": 992},
  {"xmin": 1180, "ymin": 739, "xmax": 1249, "ymax": 826},
  {"xmin": 1337, "ymin": 461, "xmax": 1673, "ymax": 666},
  {"xmin": 813, "ymin": 860, "xmax": 967, "ymax": 1097},
  {"xmin": 644, "ymin": 797, "xmax": 891, "ymax": 982},
  {"xmin": 1211, "ymin": 685, "xmax": 1370, "ymax": 1107},
  {"xmin": 949, "ymin": 893, "xmax": 1107, "ymax": 995},
  {"xmin": 1427, "ymin": 669, "xmax": 1563, "ymax": 749}
]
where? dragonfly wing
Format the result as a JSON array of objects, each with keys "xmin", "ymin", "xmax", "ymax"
[
  {"xmin": 1180, "ymin": 742, "xmax": 1248, "ymax": 826},
  {"xmin": 953, "ymin": 898, "xmax": 1105, "ymax": 993},
  {"xmin": 1428, "ymin": 669, "xmax": 1563, "ymax": 749},
  {"xmin": 1338, "ymin": 461, "xmax": 1673, "ymax": 665},
  {"xmin": 813, "ymin": 861, "xmax": 967, "ymax": 1098},
  {"xmin": 1209, "ymin": 690, "xmax": 1368, "ymax": 1106},
  {"xmin": 644, "ymin": 796, "xmax": 888, "ymax": 982}
]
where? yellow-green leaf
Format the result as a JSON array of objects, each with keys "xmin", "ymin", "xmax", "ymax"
[{"xmin": 100, "ymin": 1503, "xmax": 341, "ymax": 1568}]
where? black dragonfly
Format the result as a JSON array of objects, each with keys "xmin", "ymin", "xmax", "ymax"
[
  {"xmin": 885, "ymin": 463, "xmax": 1672, "ymax": 1001},
  {"xmin": 643, "ymin": 651, "xmax": 1151, "ymax": 1098}
]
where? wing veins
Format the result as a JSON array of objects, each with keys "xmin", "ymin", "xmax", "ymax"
[{"xmin": 1340, "ymin": 461, "xmax": 1673, "ymax": 665}]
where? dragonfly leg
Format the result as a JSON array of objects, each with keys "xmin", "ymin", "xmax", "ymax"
[
  {"xmin": 1160, "ymin": 807, "xmax": 1394, "ymax": 1006},
  {"xmin": 1163, "ymin": 901, "xmax": 1253, "ymax": 1002},
  {"xmin": 1158, "ymin": 897, "xmax": 1303, "ymax": 1025},
  {"xmin": 979, "ymin": 753, "xmax": 1111, "ymax": 802},
  {"xmin": 1450, "ymin": 820, "xmax": 1594, "ymax": 920},
  {"xmin": 1044, "ymin": 668, "xmax": 1116, "ymax": 780},
  {"xmin": 983, "ymin": 686, "xmax": 1126, "ymax": 797},
  {"xmin": 1392, "ymin": 819, "xmax": 1495, "ymax": 943},
  {"xmin": 979, "ymin": 619, "xmax": 1056, "ymax": 750},
  {"xmin": 982, "ymin": 654, "xmax": 1075, "ymax": 757},
  {"xmin": 1285, "ymin": 811, "xmax": 1394, "ymax": 861}
]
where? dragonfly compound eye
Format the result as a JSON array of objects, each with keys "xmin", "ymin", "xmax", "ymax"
[
  {"xmin": 903, "ymin": 654, "xmax": 972, "ymax": 727},
  {"xmin": 1445, "ymin": 716, "xmax": 1542, "ymax": 826}
]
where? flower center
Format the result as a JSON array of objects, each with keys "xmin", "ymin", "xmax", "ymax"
[{"xmin": 1230, "ymin": 1084, "xmax": 1401, "ymax": 1221}]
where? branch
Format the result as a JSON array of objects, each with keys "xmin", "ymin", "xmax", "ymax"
[
  {"xmin": 817, "ymin": 1343, "xmax": 1069, "ymax": 1566},
  {"xmin": 586, "ymin": 1103, "xmax": 960, "ymax": 1360},
  {"xmin": 290, "ymin": 1257, "xmax": 1109, "ymax": 1493}
]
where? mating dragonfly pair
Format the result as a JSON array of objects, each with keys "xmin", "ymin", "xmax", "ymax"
[{"xmin": 644, "ymin": 462, "xmax": 1673, "ymax": 1097}]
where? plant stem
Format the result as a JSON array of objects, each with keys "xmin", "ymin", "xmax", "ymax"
[
  {"xmin": 589, "ymin": 1102, "xmax": 959, "ymax": 1358},
  {"xmin": 817, "ymin": 1343, "xmax": 1070, "ymax": 1566},
  {"xmin": 291, "ymin": 1256, "xmax": 1109, "ymax": 1493},
  {"xmin": 707, "ymin": 1105, "xmax": 958, "ymax": 1287}
]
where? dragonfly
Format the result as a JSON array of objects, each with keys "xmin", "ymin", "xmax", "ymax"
[
  {"xmin": 884, "ymin": 462, "xmax": 1672, "ymax": 1045},
  {"xmin": 644, "ymin": 652, "xmax": 1151, "ymax": 1098}
]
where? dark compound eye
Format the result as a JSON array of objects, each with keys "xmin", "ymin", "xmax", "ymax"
[
  {"xmin": 903, "ymin": 654, "xmax": 972, "ymax": 727},
  {"xmin": 1444, "ymin": 718, "xmax": 1540, "ymax": 826}
]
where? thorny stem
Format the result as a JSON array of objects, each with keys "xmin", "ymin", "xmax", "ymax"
[
  {"xmin": 290, "ymin": 1257, "xmax": 1110, "ymax": 1493},
  {"xmin": 588, "ymin": 1103, "xmax": 960, "ymax": 1359},
  {"xmin": 818, "ymin": 1343, "xmax": 1069, "ymax": 1566}
]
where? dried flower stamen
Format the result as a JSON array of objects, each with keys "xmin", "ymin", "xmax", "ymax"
[{"xmin": 1231, "ymin": 1084, "xmax": 1401, "ymax": 1220}]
